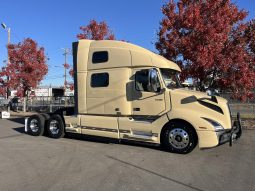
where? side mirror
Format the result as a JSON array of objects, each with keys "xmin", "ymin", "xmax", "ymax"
[{"xmin": 148, "ymin": 68, "xmax": 161, "ymax": 93}]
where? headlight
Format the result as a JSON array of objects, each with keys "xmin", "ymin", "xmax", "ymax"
[{"xmin": 202, "ymin": 117, "xmax": 224, "ymax": 132}]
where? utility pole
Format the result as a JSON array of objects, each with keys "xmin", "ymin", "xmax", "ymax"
[
  {"xmin": 61, "ymin": 48, "xmax": 70, "ymax": 95},
  {"xmin": 1, "ymin": 22, "xmax": 11, "ymax": 99}
]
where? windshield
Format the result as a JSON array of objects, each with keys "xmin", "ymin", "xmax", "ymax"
[{"xmin": 160, "ymin": 68, "xmax": 182, "ymax": 89}]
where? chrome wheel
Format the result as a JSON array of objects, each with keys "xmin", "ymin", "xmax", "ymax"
[
  {"xmin": 49, "ymin": 120, "xmax": 60, "ymax": 135},
  {"xmin": 30, "ymin": 119, "xmax": 39, "ymax": 133},
  {"xmin": 169, "ymin": 128, "xmax": 189, "ymax": 149}
]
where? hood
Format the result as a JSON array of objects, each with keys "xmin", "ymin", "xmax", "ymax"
[
  {"xmin": 175, "ymin": 88, "xmax": 228, "ymax": 105},
  {"xmin": 169, "ymin": 88, "xmax": 232, "ymax": 130}
]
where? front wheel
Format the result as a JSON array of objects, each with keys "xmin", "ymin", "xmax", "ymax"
[
  {"xmin": 46, "ymin": 114, "xmax": 65, "ymax": 139},
  {"xmin": 161, "ymin": 121, "xmax": 198, "ymax": 154}
]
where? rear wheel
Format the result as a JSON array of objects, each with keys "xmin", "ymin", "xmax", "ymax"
[
  {"xmin": 161, "ymin": 121, "xmax": 198, "ymax": 154},
  {"xmin": 27, "ymin": 114, "xmax": 45, "ymax": 136},
  {"xmin": 46, "ymin": 114, "xmax": 65, "ymax": 138}
]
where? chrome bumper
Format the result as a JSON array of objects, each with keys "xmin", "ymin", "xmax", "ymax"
[{"xmin": 217, "ymin": 112, "xmax": 242, "ymax": 146}]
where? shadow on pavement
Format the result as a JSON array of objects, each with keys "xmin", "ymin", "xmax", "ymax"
[
  {"xmin": 0, "ymin": 126, "xmax": 25, "ymax": 139},
  {"xmin": 8, "ymin": 125, "xmax": 181, "ymax": 154},
  {"xmin": 65, "ymin": 133, "xmax": 120, "ymax": 145},
  {"xmin": 13, "ymin": 127, "xmax": 25, "ymax": 134},
  {"xmin": 65, "ymin": 133, "xmax": 169, "ymax": 153},
  {"xmin": 7, "ymin": 118, "xmax": 25, "ymax": 125}
]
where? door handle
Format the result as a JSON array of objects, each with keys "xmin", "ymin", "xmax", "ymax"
[
  {"xmin": 155, "ymin": 99, "xmax": 163, "ymax": 101},
  {"xmin": 133, "ymin": 108, "xmax": 140, "ymax": 111}
]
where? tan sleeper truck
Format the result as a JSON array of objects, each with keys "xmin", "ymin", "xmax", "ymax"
[{"xmin": 25, "ymin": 40, "xmax": 242, "ymax": 154}]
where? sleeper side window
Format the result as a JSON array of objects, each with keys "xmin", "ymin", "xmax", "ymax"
[
  {"xmin": 92, "ymin": 51, "xmax": 108, "ymax": 63},
  {"xmin": 91, "ymin": 73, "xmax": 109, "ymax": 88}
]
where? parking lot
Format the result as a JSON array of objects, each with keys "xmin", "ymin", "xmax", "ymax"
[{"xmin": 0, "ymin": 118, "xmax": 254, "ymax": 191}]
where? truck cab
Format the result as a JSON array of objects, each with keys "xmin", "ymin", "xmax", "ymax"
[{"xmin": 25, "ymin": 40, "xmax": 242, "ymax": 154}]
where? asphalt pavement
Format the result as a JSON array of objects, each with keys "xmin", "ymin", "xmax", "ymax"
[{"xmin": 0, "ymin": 117, "xmax": 254, "ymax": 191}]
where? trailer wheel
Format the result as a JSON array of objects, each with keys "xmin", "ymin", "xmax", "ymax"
[
  {"xmin": 27, "ymin": 114, "xmax": 45, "ymax": 136},
  {"xmin": 161, "ymin": 121, "xmax": 197, "ymax": 154},
  {"xmin": 46, "ymin": 114, "xmax": 65, "ymax": 139}
]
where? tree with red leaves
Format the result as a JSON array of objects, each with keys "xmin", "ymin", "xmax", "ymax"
[
  {"xmin": 156, "ymin": 0, "xmax": 255, "ymax": 101},
  {"xmin": 77, "ymin": 19, "xmax": 115, "ymax": 40},
  {"xmin": 0, "ymin": 71, "xmax": 7, "ymax": 96},
  {"xmin": 218, "ymin": 20, "xmax": 255, "ymax": 100},
  {"xmin": 245, "ymin": 20, "xmax": 255, "ymax": 68},
  {"xmin": 5, "ymin": 38, "xmax": 48, "ymax": 111}
]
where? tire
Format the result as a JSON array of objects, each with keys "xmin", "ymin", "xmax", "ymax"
[
  {"xmin": 27, "ymin": 114, "xmax": 45, "ymax": 136},
  {"xmin": 46, "ymin": 114, "xmax": 65, "ymax": 139},
  {"xmin": 161, "ymin": 121, "xmax": 198, "ymax": 154}
]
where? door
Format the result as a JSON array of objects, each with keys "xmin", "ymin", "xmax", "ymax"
[{"xmin": 132, "ymin": 68, "xmax": 166, "ymax": 116}]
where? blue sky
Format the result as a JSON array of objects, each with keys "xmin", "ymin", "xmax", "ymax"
[{"xmin": 0, "ymin": 0, "xmax": 254, "ymax": 86}]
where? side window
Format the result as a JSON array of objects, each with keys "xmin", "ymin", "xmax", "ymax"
[
  {"xmin": 135, "ymin": 70, "xmax": 149, "ymax": 91},
  {"xmin": 92, "ymin": 51, "xmax": 108, "ymax": 64},
  {"xmin": 91, "ymin": 73, "xmax": 109, "ymax": 88}
]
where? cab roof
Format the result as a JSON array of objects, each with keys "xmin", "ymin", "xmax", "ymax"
[{"xmin": 78, "ymin": 40, "xmax": 181, "ymax": 72}]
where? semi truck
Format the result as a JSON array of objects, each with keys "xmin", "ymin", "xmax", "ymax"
[{"xmin": 25, "ymin": 40, "xmax": 242, "ymax": 154}]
